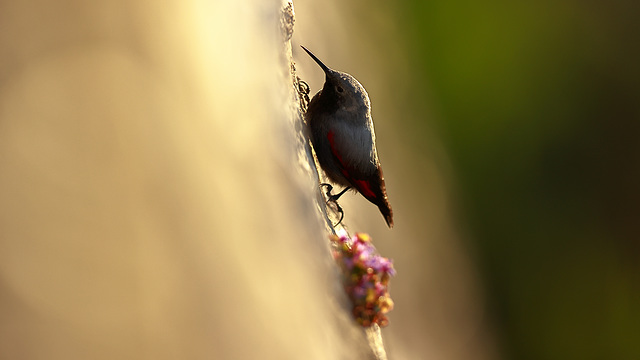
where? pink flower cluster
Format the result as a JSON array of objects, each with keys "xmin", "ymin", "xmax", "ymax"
[{"xmin": 330, "ymin": 229, "xmax": 395, "ymax": 327}]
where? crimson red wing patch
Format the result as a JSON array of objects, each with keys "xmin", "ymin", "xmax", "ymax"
[{"xmin": 352, "ymin": 178, "xmax": 377, "ymax": 199}]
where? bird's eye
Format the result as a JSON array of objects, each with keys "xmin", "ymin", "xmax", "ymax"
[{"xmin": 336, "ymin": 86, "xmax": 344, "ymax": 93}]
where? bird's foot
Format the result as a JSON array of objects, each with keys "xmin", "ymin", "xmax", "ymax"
[
  {"xmin": 320, "ymin": 183, "xmax": 334, "ymax": 199},
  {"xmin": 321, "ymin": 183, "xmax": 351, "ymax": 202},
  {"xmin": 324, "ymin": 197, "xmax": 345, "ymax": 227},
  {"xmin": 320, "ymin": 183, "xmax": 349, "ymax": 227}
]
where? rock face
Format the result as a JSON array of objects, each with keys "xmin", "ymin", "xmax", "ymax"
[{"xmin": 0, "ymin": 1, "xmax": 373, "ymax": 359}]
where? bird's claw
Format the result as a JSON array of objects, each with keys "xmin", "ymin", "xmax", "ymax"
[
  {"xmin": 320, "ymin": 183, "xmax": 334, "ymax": 198},
  {"xmin": 320, "ymin": 183, "xmax": 345, "ymax": 227},
  {"xmin": 325, "ymin": 197, "xmax": 345, "ymax": 227}
]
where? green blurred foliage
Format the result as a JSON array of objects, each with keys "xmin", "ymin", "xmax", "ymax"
[{"xmin": 395, "ymin": 0, "xmax": 640, "ymax": 359}]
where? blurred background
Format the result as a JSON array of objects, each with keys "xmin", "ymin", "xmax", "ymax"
[
  {"xmin": 1, "ymin": 0, "xmax": 638, "ymax": 359},
  {"xmin": 297, "ymin": 0, "xmax": 640, "ymax": 359}
]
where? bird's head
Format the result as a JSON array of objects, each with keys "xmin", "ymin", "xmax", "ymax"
[{"xmin": 301, "ymin": 45, "xmax": 371, "ymax": 115}]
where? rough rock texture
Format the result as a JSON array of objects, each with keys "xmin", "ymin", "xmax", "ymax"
[{"xmin": 0, "ymin": 1, "xmax": 376, "ymax": 359}]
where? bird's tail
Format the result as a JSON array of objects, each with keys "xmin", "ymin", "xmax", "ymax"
[{"xmin": 378, "ymin": 201, "xmax": 394, "ymax": 228}]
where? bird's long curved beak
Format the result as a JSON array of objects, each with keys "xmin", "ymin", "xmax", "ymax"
[{"xmin": 300, "ymin": 45, "xmax": 331, "ymax": 73}]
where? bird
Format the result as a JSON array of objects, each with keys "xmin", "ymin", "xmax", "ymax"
[{"xmin": 301, "ymin": 45, "xmax": 393, "ymax": 228}]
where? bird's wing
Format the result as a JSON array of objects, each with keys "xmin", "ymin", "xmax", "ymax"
[
  {"xmin": 326, "ymin": 127, "xmax": 379, "ymax": 200},
  {"xmin": 326, "ymin": 124, "xmax": 394, "ymax": 228}
]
